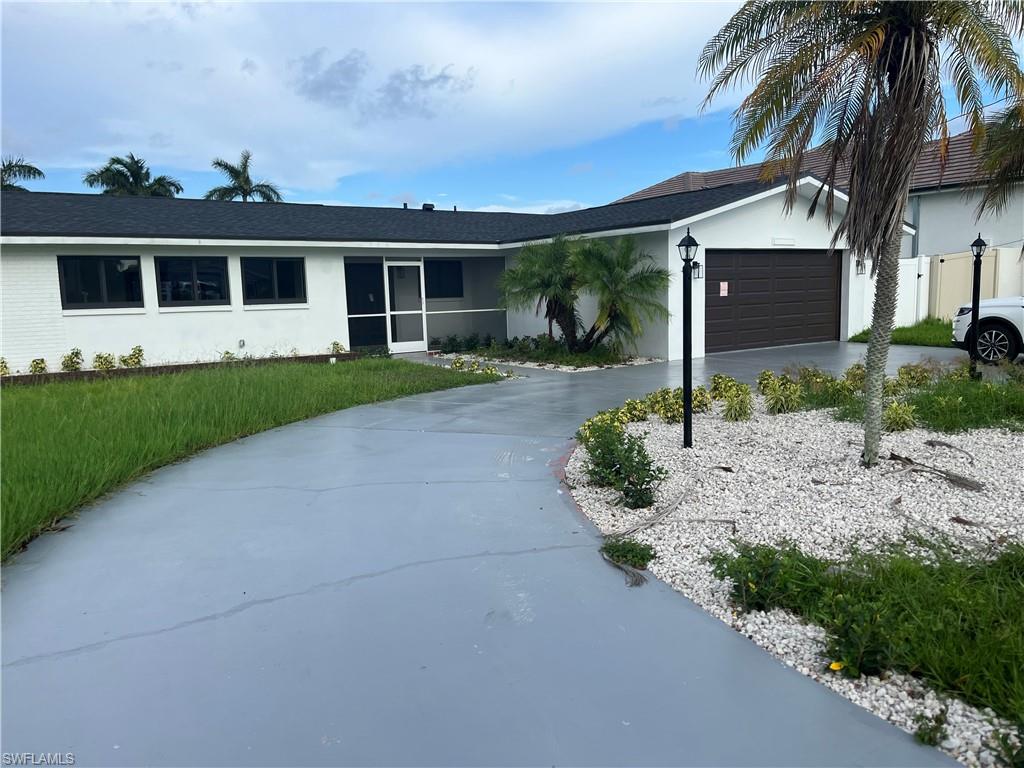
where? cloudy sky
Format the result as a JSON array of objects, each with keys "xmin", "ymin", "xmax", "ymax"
[{"xmin": 1, "ymin": 2, "xmax": 1015, "ymax": 213}]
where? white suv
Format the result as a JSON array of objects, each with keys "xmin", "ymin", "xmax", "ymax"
[{"xmin": 952, "ymin": 296, "xmax": 1024, "ymax": 363}]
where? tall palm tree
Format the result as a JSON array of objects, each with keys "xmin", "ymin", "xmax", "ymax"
[
  {"xmin": 575, "ymin": 237, "xmax": 671, "ymax": 353},
  {"xmin": 204, "ymin": 150, "xmax": 282, "ymax": 202},
  {"xmin": 83, "ymin": 153, "xmax": 183, "ymax": 197},
  {"xmin": 1, "ymin": 156, "xmax": 45, "ymax": 191},
  {"xmin": 499, "ymin": 236, "xmax": 581, "ymax": 347},
  {"xmin": 975, "ymin": 101, "xmax": 1024, "ymax": 216},
  {"xmin": 700, "ymin": 1, "xmax": 1024, "ymax": 466}
]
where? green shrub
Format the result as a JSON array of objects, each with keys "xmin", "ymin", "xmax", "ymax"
[
  {"xmin": 440, "ymin": 335, "xmax": 461, "ymax": 354},
  {"xmin": 330, "ymin": 340, "xmax": 346, "ymax": 355},
  {"xmin": 220, "ymin": 350, "xmax": 239, "ymax": 363},
  {"xmin": 481, "ymin": 364, "xmax": 500, "ymax": 376},
  {"xmin": 763, "ymin": 375, "xmax": 802, "ymax": 414},
  {"xmin": 693, "ymin": 386, "xmax": 713, "ymax": 413},
  {"xmin": 882, "ymin": 400, "xmax": 917, "ymax": 431},
  {"xmin": 29, "ymin": 358, "xmax": 47, "ymax": 374},
  {"xmin": 601, "ymin": 538, "xmax": 656, "ymax": 569},
  {"xmin": 913, "ymin": 707, "xmax": 948, "ymax": 746},
  {"xmin": 757, "ymin": 369, "xmax": 777, "ymax": 395},
  {"xmin": 723, "ymin": 383, "xmax": 753, "ymax": 421},
  {"xmin": 710, "ymin": 373, "xmax": 741, "ymax": 400},
  {"xmin": 467, "ymin": 359, "xmax": 480, "ymax": 373},
  {"xmin": 711, "ymin": 542, "xmax": 1024, "ymax": 722},
  {"xmin": 119, "ymin": 345, "xmax": 145, "ymax": 368},
  {"xmin": 619, "ymin": 398, "xmax": 651, "ymax": 423},
  {"xmin": 0, "ymin": 358, "xmax": 8, "ymax": 376},
  {"xmin": 92, "ymin": 353, "xmax": 116, "ymax": 371},
  {"xmin": 464, "ymin": 332, "xmax": 481, "ymax": 352},
  {"xmin": 644, "ymin": 388, "xmax": 684, "ymax": 423},
  {"xmin": 60, "ymin": 348, "xmax": 84, "ymax": 373},
  {"xmin": 577, "ymin": 419, "xmax": 666, "ymax": 509},
  {"xmin": 843, "ymin": 362, "xmax": 867, "ymax": 391},
  {"xmin": 449, "ymin": 355, "xmax": 466, "ymax": 371},
  {"xmin": 896, "ymin": 362, "xmax": 935, "ymax": 390}
]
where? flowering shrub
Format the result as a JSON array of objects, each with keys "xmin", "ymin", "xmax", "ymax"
[
  {"xmin": 0, "ymin": 357, "xmax": 8, "ymax": 376},
  {"xmin": 480, "ymin": 364, "xmax": 500, "ymax": 376},
  {"xmin": 29, "ymin": 358, "xmax": 47, "ymax": 374},
  {"xmin": 449, "ymin": 356, "xmax": 466, "ymax": 371},
  {"xmin": 330, "ymin": 341, "xmax": 346, "ymax": 355},
  {"xmin": 93, "ymin": 353, "xmax": 116, "ymax": 371},
  {"xmin": 467, "ymin": 359, "xmax": 481, "ymax": 373},
  {"xmin": 220, "ymin": 350, "xmax": 239, "ymax": 362},
  {"xmin": 723, "ymin": 383, "xmax": 753, "ymax": 421},
  {"xmin": 883, "ymin": 400, "xmax": 917, "ymax": 432},
  {"xmin": 61, "ymin": 348, "xmax": 84, "ymax": 372},
  {"xmin": 119, "ymin": 345, "xmax": 144, "ymax": 368}
]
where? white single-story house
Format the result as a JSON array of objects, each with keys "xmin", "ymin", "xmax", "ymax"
[{"xmin": 1, "ymin": 132, "xmax": 1018, "ymax": 374}]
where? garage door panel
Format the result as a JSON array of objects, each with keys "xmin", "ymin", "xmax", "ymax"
[{"xmin": 705, "ymin": 249, "xmax": 840, "ymax": 352}]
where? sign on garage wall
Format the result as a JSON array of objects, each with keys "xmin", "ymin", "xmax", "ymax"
[{"xmin": 719, "ymin": 281, "xmax": 729, "ymax": 297}]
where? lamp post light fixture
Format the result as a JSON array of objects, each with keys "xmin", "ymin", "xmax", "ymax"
[
  {"xmin": 677, "ymin": 227, "xmax": 701, "ymax": 448},
  {"xmin": 969, "ymin": 233, "xmax": 987, "ymax": 380}
]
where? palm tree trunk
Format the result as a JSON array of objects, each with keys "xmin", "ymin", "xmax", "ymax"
[{"xmin": 861, "ymin": 229, "xmax": 903, "ymax": 467}]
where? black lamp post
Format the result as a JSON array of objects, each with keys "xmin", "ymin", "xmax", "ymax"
[
  {"xmin": 969, "ymin": 233, "xmax": 987, "ymax": 380},
  {"xmin": 677, "ymin": 227, "xmax": 701, "ymax": 448}
]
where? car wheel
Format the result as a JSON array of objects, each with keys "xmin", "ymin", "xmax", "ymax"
[{"xmin": 975, "ymin": 322, "xmax": 1019, "ymax": 363}]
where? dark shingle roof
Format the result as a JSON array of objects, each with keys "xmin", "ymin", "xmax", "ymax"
[
  {"xmin": 1, "ymin": 179, "xmax": 781, "ymax": 245},
  {"xmin": 617, "ymin": 131, "xmax": 982, "ymax": 203}
]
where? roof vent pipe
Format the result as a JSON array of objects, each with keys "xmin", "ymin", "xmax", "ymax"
[{"xmin": 422, "ymin": 203, "xmax": 435, "ymax": 211}]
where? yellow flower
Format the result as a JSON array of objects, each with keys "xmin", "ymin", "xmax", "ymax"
[{"xmin": 829, "ymin": 661, "xmax": 845, "ymax": 671}]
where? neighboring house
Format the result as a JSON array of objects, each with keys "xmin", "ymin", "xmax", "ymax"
[
  {"xmin": 1, "ymin": 176, "xmax": 903, "ymax": 372},
  {"xmin": 624, "ymin": 131, "xmax": 1024, "ymax": 324}
]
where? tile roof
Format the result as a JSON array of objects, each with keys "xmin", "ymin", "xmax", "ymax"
[
  {"xmin": 617, "ymin": 131, "xmax": 981, "ymax": 203},
  {"xmin": 1, "ymin": 178, "xmax": 781, "ymax": 245}
]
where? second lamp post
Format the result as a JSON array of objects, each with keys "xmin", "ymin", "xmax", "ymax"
[{"xmin": 677, "ymin": 228, "xmax": 701, "ymax": 448}]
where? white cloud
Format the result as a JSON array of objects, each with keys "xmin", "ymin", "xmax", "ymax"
[
  {"xmin": 475, "ymin": 199, "xmax": 586, "ymax": 215},
  {"xmin": 0, "ymin": 2, "xmax": 741, "ymax": 191}
]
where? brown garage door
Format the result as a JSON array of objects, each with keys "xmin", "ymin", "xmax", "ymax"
[{"xmin": 705, "ymin": 249, "xmax": 840, "ymax": 352}]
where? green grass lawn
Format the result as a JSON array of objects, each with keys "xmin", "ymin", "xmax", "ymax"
[
  {"xmin": 0, "ymin": 358, "xmax": 500, "ymax": 560},
  {"xmin": 849, "ymin": 317, "xmax": 952, "ymax": 347},
  {"xmin": 712, "ymin": 542, "xmax": 1024, "ymax": 727}
]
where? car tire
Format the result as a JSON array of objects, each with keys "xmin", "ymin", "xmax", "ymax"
[{"xmin": 975, "ymin": 321, "xmax": 1020, "ymax": 363}]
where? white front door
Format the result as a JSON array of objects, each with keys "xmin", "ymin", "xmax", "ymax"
[{"xmin": 383, "ymin": 260, "xmax": 427, "ymax": 353}]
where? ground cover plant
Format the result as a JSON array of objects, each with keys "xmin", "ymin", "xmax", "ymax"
[
  {"xmin": 710, "ymin": 542, "xmax": 1024, "ymax": 726},
  {"xmin": 1, "ymin": 358, "xmax": 500, "ymax": 559},
  {"xmin": 432, "ymin": 332, "xmax": 629, "ymax": 368},
  {"xmin": 600, "ymin": 538, "xmax": 656, "ymax": 569},
  {"xmin": 849, "ymin": 317, "xmax": 952, "ymax": 348}
]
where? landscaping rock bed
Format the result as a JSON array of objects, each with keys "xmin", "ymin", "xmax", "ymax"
[
  {"xmin": 567, "ymin": 399, "xmax": 1024, "ymax": 768},
  {"xmin": 434, "ymin": 351, "xmax": 663, "ymax": 372}
]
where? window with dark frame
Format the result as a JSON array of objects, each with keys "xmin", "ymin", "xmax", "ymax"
[
  {"xmin": 155, "ymin": 257, "xmax": 230, "ymax": 306},
  {"xmin": 58, "ymin": 256, "xmax": 144, "ymax": 309},
  {"xmin": 241, "ymin": 258, "xmax": 307, "ymax": 304},
  {"xmin": 424, "ymin": 259, "xmax": 464, "ymax": 299}
]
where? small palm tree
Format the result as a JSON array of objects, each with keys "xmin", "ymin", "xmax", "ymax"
[
  {"xmin": 700, "ymin": 1, "xmax": 1024, "ymax": 466},
  {"xmin": 499, "ymin": 236, "xmax": 581, "ymax": 347},
  {"xmin": 1, "ymin": 156, "xmax": 45, "ymax": 191},
  {"xmin": 204, "ymin": 150, "xmax": 282, "ymax": 202},
  {"xmin": 975, "ymin": 101, "xmax": 1024, "ymax": 216},
  {"xmin": 83, "ymin": 154, "xmax": 183, "ymax": 197},
  {"xmin": 575, "ymin": 237, "xmax": 671, "ymax": 353}
]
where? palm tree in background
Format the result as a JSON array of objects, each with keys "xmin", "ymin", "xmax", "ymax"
[
  {"xmin": 700, "ymin": 1, "xmax": 1024, "ymax": 466},
  {"xmin": 204, "ymin": 150, "xmax": 282, "ymax": 202},
  {"xmin": 83, "ymin": 153, "xmax": 183, "ymax": 197},
  {"xmin": 975, "ymin": 101, "xmax": 1024, "ymax": 216},
  {"xmin": 1, "ymin": 156, "xmax": 44, "ymax": 191},
  {"xmin": 575, "ymin": 237, "xmax": 671, "ymax": 353}
]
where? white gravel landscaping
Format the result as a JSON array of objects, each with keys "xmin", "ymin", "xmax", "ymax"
[
  {"xmin": 434, "ymin": 351, "xmax": 663, "ymax": 372},
  {"xmin": 566, "ymin": 399, "xmax": 1024, "ymax": 768}
]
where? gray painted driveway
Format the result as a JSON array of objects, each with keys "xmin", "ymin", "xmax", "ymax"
[{"xmin": 2, "ymin": 343, "xmax": 964, "ymax": 766}]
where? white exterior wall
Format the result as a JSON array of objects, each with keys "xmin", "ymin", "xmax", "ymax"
[
  {"xmin": 913, "ymin": 186, "xmax": 1023, "ymax": 262},
  {"xmin": 0, "ymin": 244, "xmax": 350, "ymax": 373}
]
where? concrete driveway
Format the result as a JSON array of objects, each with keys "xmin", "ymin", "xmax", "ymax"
[{"xmin": 1, "ymin": 343, "xmax": 963, "ymax": 766}]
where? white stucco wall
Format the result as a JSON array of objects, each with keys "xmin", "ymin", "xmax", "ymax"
[
  {"xmin": 0, "ymin": 244, "xmax": 351, "ymax": 373},
  {"xmin": 913, "ymin": 186, "xmax": 1023, "ymax": 264}
]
